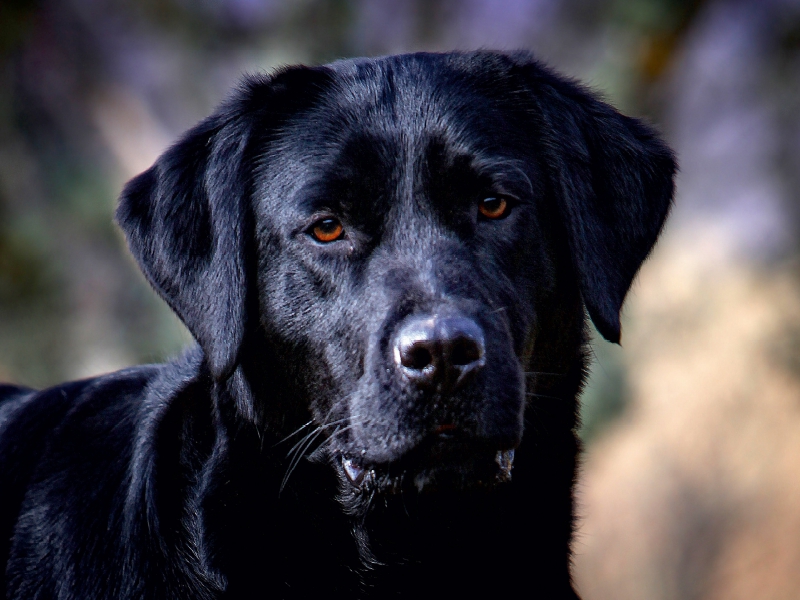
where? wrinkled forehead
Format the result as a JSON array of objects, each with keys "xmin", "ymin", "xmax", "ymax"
[
  {"xmin": 319, "ymin": 55, "xmax": 521, "ymax": 160},
  {"xmin": 260, "ymin": 55, "xmax": 535, "ymax": 215}
]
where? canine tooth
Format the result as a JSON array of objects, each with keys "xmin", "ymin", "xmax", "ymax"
[
  {"xmin": 342, "ymin": 457, "xmax": 365, "ymax": 485},
  {"xmin": 495, "ymin": 449, "xmax": 515, "ymax": 481},
  {"xmin": 364, "ymin": 469, "xmax": 376, "ymax": 487}
]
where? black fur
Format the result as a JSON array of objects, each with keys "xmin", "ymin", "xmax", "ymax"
[{"xmin": 0, "ymin": 51, "xmax": 675, "ymax": 599}]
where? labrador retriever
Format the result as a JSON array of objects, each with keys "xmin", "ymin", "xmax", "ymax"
[{"xmin": 0, "ymin": 50, "xmax": 675, "ymax": 599}]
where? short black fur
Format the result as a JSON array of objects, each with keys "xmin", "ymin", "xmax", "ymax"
[{"xmin": 0, "ymin": 51, "xmax": 675, "ymax": 599}]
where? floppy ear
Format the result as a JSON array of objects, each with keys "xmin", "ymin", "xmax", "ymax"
[
  {"xmin": 116, "ymin": 67, "xmax": 331, "ymax": 380},
  {"xmin": 511, "ymin": 54, "xmax": 676, "ymax": 343}
]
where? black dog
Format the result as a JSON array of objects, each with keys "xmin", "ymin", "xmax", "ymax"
[{"xmin": 0, "ymin": 51, "xmax": 674, "ymax": 599}]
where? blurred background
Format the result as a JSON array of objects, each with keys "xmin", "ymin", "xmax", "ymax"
[{"xmin": 1, "ymin": 0, "xmax": 799, "ymax": 597}]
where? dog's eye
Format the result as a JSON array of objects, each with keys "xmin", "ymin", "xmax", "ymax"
[
  {"xmin": 478, "ymin": 197, "xmax": 510, "ymax": 220},
  {"xmin": 310, "ymin": 218, "xmax": 345, "ymax": 243}
]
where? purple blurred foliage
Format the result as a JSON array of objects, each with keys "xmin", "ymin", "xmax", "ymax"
[
  {"xmin": 353, "ymin": 0, "xmax": 417, "ymax": 55},
  {"xmin": 667, "ymin": 0, "xmax": 800, "ymax": 259},
  {"xmin": 440, "ymin": 0, "xmax": 560, "ymax": 49}
]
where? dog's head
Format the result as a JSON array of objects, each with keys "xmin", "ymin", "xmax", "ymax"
[{"xmin": 117, "ymin": 51, "xmax": 674, "ymax": 496}]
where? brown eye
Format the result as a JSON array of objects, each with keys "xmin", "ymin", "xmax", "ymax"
[
  {"xmin": 478, "ymin": 196, "xmax": 509, "ymax": 219},
  {"xmin": 310, "ymin": 217, "xmax": 344, "ymax": 243}
]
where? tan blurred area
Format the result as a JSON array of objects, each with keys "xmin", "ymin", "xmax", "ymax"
[{"xmin": 575, "ymin": 228, "xmax": 800, "ymax": 599}]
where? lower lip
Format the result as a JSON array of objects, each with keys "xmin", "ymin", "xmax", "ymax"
[{"xmin": 340, "ymin": 449, "xmax": 516, "ymax": 489}]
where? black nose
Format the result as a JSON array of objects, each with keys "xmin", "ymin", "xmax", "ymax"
[{"xmin": 394, "ymin": 315, "xmax": 486, "ymax": 390}]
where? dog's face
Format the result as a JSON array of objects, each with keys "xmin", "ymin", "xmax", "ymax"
[
  {"xmin": 117, "ymin": 52, "xmax": 674, "ymax": 497},
  {"xmin": 254, "ymin": 61, "xmax": 552, "ymax": 493}
]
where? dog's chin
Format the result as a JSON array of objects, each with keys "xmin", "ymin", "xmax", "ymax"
[{"xmin": 337, "ymin": 441, "xmax": 515, "ymax": 495}]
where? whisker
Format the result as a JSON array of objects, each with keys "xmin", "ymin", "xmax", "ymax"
[
  {"xmin": 525, "ymin": 392, "xmax": 563, "ymax": 402},
  {"xmin": 285, "ymin": 427, "xmax": 322, "ymax": 460},
  {"xmin": 311, "ymin": 419, "xmax": 365, "ymax": 456},
  {"xmin": 524, "ymin": 371, "xmax": 567, "ymax": 378},
  {"xmin": 280, "ymin": 426, "xmax": 325, "ymax": 493},
  {"xmin": 274, "ymin": 393, "xmax": 354, "ymax": 449},
  {"xmin": 279, "ymin": 413, "xmax": 370, "ymax": 494},
  {"xmin": 284, "ymin": 417, "xmax": 351, "ymax": 460},
  {"xmin": 276, "ymin": 395, "xmax": 374, "ymax": 494},
  {"xmin": 273, "ymin": 419, "xmax": 314, "ymax": 447}
]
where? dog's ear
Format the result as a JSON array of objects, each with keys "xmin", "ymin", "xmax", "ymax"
[
  {"xmin": 511, "ymin": 54, "xmax": 676, "ymax": 343},
  {"xmin": 116, "ymin": 67, "xmax": 330, "ymax": 380}
]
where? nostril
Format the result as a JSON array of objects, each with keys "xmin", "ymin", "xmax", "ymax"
[
  {"xmin": 450, "ymin": 337, "xmax": 482, "ymax": 366},
  {"xmin": 394, "ymin": 314, "xmax": 485, "ymax": 389},
  {"xmin": 404, "ymin": 344, "xmax": 434, "ymax": 370}
]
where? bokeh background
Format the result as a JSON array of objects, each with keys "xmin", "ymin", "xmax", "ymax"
[{"xmin": 2, "ymin": 0, "xmax": 800, "ymax": 597}]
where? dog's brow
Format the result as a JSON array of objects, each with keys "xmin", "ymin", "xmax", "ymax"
[
  {"xmin": 294, "ymin": 181, "xmax": 342, "ymax": 214},
  {"xmin": 472, "ymin": 157, "xmax": 535, "ymax": 198}
]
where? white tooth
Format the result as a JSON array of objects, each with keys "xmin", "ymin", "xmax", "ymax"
[
  {"xmin": 495, "ymin": 450, "xmax": 515, "ymax": 480},
  {"xmin": 342, "ymin": 457, "xmax": 364, "ymax": 485}
]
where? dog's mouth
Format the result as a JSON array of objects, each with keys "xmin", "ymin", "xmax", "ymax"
[{"xmin": 338, "ymin": 445, "xmax": 515, "ymax": 494}]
